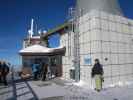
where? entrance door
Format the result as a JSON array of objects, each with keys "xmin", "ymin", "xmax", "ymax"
[{"xmin": 50, "ymin": 56, "xmax": 62, "ymax": 78}]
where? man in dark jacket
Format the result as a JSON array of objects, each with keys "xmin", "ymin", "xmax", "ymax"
[
  {"xmin": 41, "ymin": 63, "xmax": 48, "ymax": 81},
  {"xmin": 91, "ymin": 59, "xmax": 104, "ymax": 92},
  {"xmin": 1, "ymin": 61, "xmax": 9, "ymax": 85}
]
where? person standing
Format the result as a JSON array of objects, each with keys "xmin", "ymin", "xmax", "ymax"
[
  {"xmin": 41, "ymin": 63, "xmax": 48, "ymax": 81},
  {"xmin": 1, "ymin": 61, "xmax": 9, "ymax": 86},
  {"xmin": 91, "ymin": 59, "xmax": 104, "ymax": 92},
  {"xmin": 32, "ymin": 62, "xmax": 40, "ymax": 80}
]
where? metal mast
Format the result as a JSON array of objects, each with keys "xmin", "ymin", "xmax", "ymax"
[
  {"xmin": 69, "ymin": 7, "xmax": 80, "ymax": 82},
  {"xmin": 28, "ymin": 18, "xmax": 34, "ymax": 38},
  {"xmin": 27, "ymin": 19, "xmax": 34, "ymax": 46}
]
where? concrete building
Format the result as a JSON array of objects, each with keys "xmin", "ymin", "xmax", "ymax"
[{"xmin": 42, "ymin": 0, "xmax": 133, "ymax": 88}]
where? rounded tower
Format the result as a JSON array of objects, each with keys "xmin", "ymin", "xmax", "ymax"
[{"xmin": 76, "ymin": 0, "xmax": 123, "ymax": 16}]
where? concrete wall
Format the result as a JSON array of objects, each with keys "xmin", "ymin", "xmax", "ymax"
[
  {"xmin": 60, "ymin": 31, "xmax": 74, "ymax": 80},
  {"xmin": 61, "ymin": 10, "xmax": 133, "ymax": 88}
]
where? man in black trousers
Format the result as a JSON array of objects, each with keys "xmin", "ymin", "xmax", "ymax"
[
  {"xmin": 91, "ymin": 59, "xmax": 104, "ymax": 92},
  {"xmin": 1, "ymin": 61, "xmax": 9, "ymax": 85}
]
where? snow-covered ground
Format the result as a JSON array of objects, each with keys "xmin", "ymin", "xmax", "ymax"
[
  {"xmin": 63, "ymin": 80, "xmax": 133, "ymax": 100},
  {"xmin": 63, "ymin": 83, "xmax": 133, "ymax": 100},
  {"xmin": 28, "ymin": 78, "xmax": 133, "ymax": 100},
  {"xmin": 2, "ymin": 73, "xmax": 133, "ymax": 100}
]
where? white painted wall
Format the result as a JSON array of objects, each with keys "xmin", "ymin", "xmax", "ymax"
[{"xmin": 60, "ymin": 10, "xmax": 133, "ymax": 88}]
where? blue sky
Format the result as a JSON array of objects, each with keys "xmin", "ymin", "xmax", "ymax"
[{"xmin": 0, "ymin": 0, "xmax": 133, "ymax": 65}]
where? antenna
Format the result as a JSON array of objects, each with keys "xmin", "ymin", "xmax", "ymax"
[
  {"xmin": 31, "ymin": 18, "xmax": 34, "ymax": 37},
  {"xmin": 27, "ymin": 18, "xmax": 34, "ymax": 46},
  {"xmin": 28, "ymin": 18, "xmax": 34, "ymax": 38}
]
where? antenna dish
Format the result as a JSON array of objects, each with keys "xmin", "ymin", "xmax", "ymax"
[
  {"xmin": 43, "ymin": 30, "xmax": 47, "ymax": 34},
  {"xmin": 38, "ymin": 30, "xmax": 42, "ymax": 35},
  {"xmin": 28, "ymin": 30, "xmax": 31, "ymax": 34}
]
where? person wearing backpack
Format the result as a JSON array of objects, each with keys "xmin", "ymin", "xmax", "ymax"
[{"xmin": 91, "ymin": 59, "xmax": 104, "ymax": 92}]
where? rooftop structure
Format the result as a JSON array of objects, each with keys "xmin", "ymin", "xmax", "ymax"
[
  {"xmin": 19, "ymin": 19, "xmax": 67, "ymax": 78},
  {"xmin": 23, "ymin": 19, "xmax": 48, "ymax": 48},
  {"xmin": 19, "ymin": 44, "xmax": 65, "ymax": 56}
]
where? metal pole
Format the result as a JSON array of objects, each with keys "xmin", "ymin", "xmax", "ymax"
[
  {"xmin": 73, "ymin": 8, "xmax": 81, "ymax": 82},
  {"xmin": 69, "ymin": 7, "xmax": 81, "ymax": 82}
]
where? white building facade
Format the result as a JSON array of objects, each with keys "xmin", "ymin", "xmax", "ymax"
[{"xmin": 60, "ymin": 10, "xmax": 133, "ymax": 88}]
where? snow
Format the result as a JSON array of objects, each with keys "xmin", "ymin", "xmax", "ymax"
[
  {"xmin": 104, "ymin": 81, "xmax": 133, "ymax": 89},
  {"xmin": 31, "ymin": 36, "xmax": 40, "ymax": 39},
  {"xmin": 73, "ymin": 80, "xmax": 87, "ymax": 87},
  {"xmin": 12, "ymin": 77, "xmax": 133, "ymax": 100},
  {"xmin": 19, "ymin": 44, "xmax": 65, "ymax": 54},
  {"xmin": 53, "ymin": 45, "xmax": 65, "ymax": 49},
  {"xmin": 28, "ymin": 81, "xmax": 67, "ymax": 99},
  {"xmin": 73, "ymin": 80, "xmax": 133, "ymax": 90},
  {"xmin": 19, "ymin": 44, "xmax": 52, "ymax": 53},
  {"xmin": 64, "ymin": 80, "xmax": 133, "ymax": 100}
]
